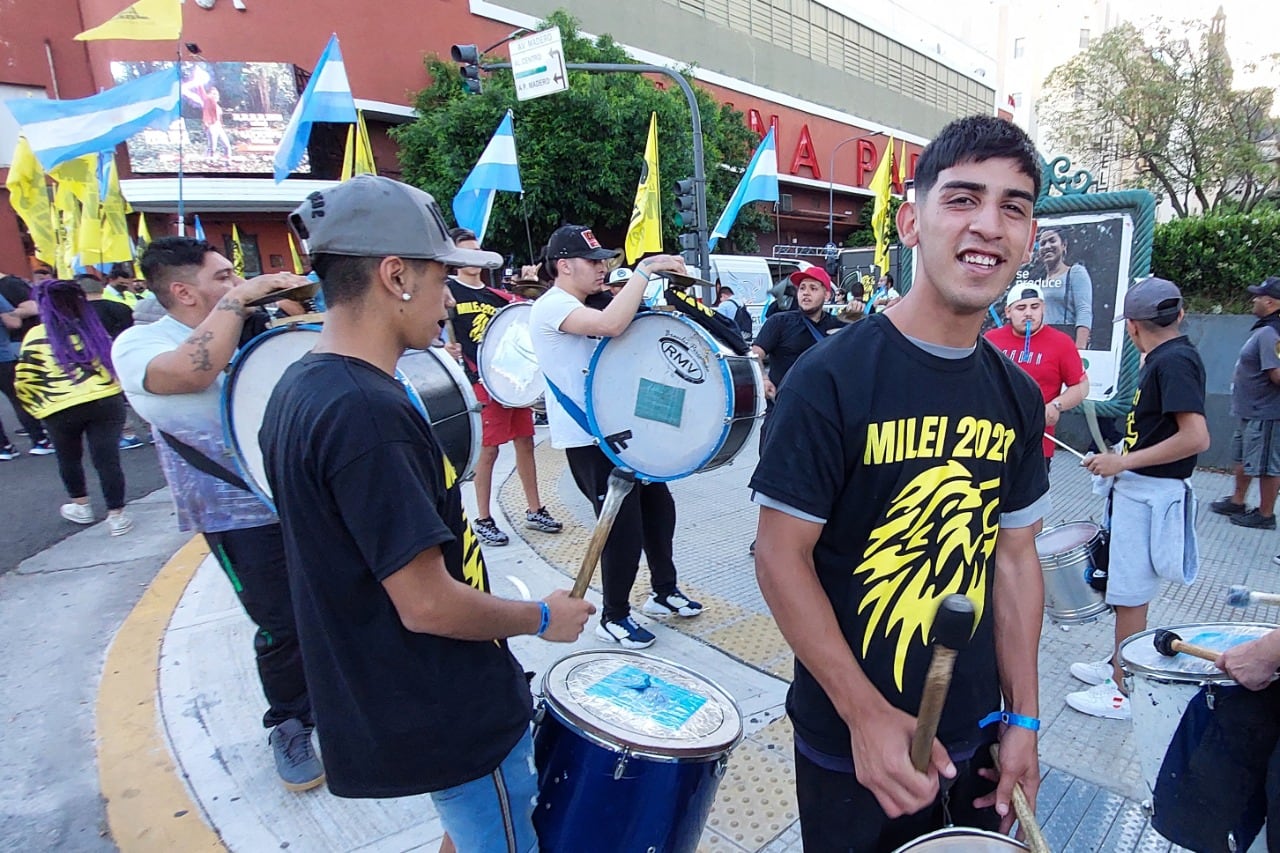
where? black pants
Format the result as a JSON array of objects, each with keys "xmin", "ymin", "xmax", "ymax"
[
  {"xmin": 203, "ymin": 524, "xmax": 311, "ymax": 729},
  {"xmin": 43, "ymin": 395, "xmax": 126, "ymax": 509},
  {"xmin": 565, "ymin": 445, "xmax": 678, "ymax": 623},
  {"xmin": 795, "ymin": 741, "xmax": 999, "ymax": 853},
  {"xmin": 0, "ymin": 360, "xmax": 47, "ymax": 445}
]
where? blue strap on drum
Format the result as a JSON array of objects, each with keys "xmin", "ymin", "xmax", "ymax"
[{"xmin": 543, "ymin": 375, "xmax": 592, "ymax": 435}]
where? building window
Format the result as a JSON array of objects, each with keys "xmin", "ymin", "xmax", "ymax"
[
  {"xmin": 1013, "ymin": 37, "xmax": 1025, "ymax": 59},
  {"xmin": 1079, "ymin": 29, "xmax": 1091, "ymax": 49},
  {"xmin": 224, "ymin": 232, "xmax": 263, "ymax": 278}
]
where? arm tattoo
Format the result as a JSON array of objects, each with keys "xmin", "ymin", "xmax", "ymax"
[
  {"xmin": 186, "ymin": 330, "xmax": 216, "ymax": 372},
  {"xmin": 216, "ymin": 295, "xmax": 249, "ymax": 317}
]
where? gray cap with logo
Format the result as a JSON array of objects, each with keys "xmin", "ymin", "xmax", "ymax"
[
  {"xmin": 1123, "ymin": 276, "xmax": 1183, "ymax": 323},
  {"xmin": 289, "ymin": 175, "xmax": 503, "ymax": 269}
]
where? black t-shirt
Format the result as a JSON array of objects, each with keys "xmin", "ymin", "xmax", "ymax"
[
  {"xmin": 0, "ymin": 277, "xmax": 37, "ymax": 342},
  {"xmin": 750, "ymin": 314, "xmax": 1048, "ymax": 760},
  {"xmin": 260, "ymin": 353, "xmax": 532, "ymax": 798},
  {"xmin": 447, "ymin": 276, "xmax": 514, "ymax": 383},
  {"xmin": 753, "ymin": 310, "xmax": 846, "ymax": 388},
  {"xmin": 90, "ymin": 299, "xmax": 134, "ymax": 340},
  {"xmin": 1123, "ymin": 336, "xmax": 1206, "ymax": 479}
]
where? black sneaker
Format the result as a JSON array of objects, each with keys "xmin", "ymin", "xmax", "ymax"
[
  {"xmin": 472, "ymin": 517, "xmax": 510, "ymax": 546},
  {"xmin": 1232, "ymin": 509, "xmax": 1277, "ymax": 530},
  {"xmin": 1210, "ymin": 497, "xmax": 1248, "ymax": 516},
  {"xmin": 595, "ymin": 616, "xmax": 656, "ymax": 649},
  {"xmin": 0, "ymin": 444, "xmax": 18, "ymax": 461},
  {"xmin": 268, "ymin": 719, "xmax": 325, "ymax": 792},
  {"xmin": 525, "ymin": 506, "xmax": 563, "ymax": 533}
]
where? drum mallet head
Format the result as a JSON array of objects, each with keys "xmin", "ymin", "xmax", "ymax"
[
  {"xmin": 1226, "ymin": 585, "xmax": 1280, "ymax": 608},
  {"xmin": 1153, "ymin": 629, "xmax": 1220, "ymax": 663},
  {"xmin": 910, "ymin": 594, "xmax": 976, "ymax": 773}
]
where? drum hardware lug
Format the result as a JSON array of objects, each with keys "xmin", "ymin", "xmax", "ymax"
[
  {"xmin": 1122, "ymin": 674, "xmax": 1133, "ymax": 695},
  {"xmin": 1205, "ymin": 687, "xmax": 1215, "ymax": 711},
  {"xmin": 613, "ymin": 750, "xmax": 630, "ymax": 780},
  {"xmin": 533, "ymin": 705, "xmax": 546, "ymax": 726},
  {"xmin": 713, "ymin": 755, "xmax": 729, "ymax": 779}
]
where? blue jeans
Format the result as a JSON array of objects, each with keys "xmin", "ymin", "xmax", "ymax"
[{"xmin": 430, "ymin": 727, "xmax": 539, "ymax": 853}]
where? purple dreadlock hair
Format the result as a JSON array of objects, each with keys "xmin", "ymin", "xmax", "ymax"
[{"xmin": 35, "ymin": 279, "xmax": 117, "ymax": 381}]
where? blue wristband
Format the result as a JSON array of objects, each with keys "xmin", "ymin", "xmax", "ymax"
[
  {"xmin": 979, "ymin": 710, "xmax": 1040, "ymax": 732},
  {"xmin": 536, "ymin": 601, "xmax": 551, "ymax": 636}
]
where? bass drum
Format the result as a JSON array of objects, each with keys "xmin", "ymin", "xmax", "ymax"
[
  {"xmin": 396, "ymin": 348, "xmax": 481, "ymax": 483},
  {"xmin": 477, "ymin": 301, "xmax": 544, "ymax": 408},
  {"xmin": 584, "ymin": 311, "xmax": 763, "ymax": 482}
]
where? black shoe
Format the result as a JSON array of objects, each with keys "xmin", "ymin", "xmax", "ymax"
[
  {"xmin": 1210, "ymin": 497, "xmax": 1247, "ymax": 516},
  {"xmin": 269, "ymin": 719, "xmax": 325, "ymax": 792},
  {"xmin": 1231, "ymin": 509, "xmax": 1277, "ymax": 530}
]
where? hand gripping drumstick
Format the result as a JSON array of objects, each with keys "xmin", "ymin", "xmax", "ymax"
[
  {"xmin": 1153, "ymin": 629, "xmax": 1221, "ymax": 663},
  {"xmin": 990, "ymin": 743, "xmax": 1051, "ymax": 853},
  {"xmin": 910, "ymin": 594, "xmax": 976, "ymax": 773},
  {"xmin": 570, "ymin": 467, "xmax": 637, "ymax": 599},
  {"xmin": 1227, "ymin": 585, "xmax": 1280, "ymax": 608}
]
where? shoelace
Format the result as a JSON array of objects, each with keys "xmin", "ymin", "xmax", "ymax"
[{"xmin": 281, "ymin": 728, "xmax": 317, "ymax": 768}]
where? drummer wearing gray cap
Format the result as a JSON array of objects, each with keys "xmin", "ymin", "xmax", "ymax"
[
  {"xmin": 260, "ymin": 176, "xmax": 594, "ymax": 849},
  {"xmin": 1070, "ymin": 277, "xmax": 1209, "ymax": 720}
]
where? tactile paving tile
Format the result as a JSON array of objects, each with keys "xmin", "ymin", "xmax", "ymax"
[
  {"xmin": 703, "ymin": 736, "xmax": 799, "ymax": 850},
  {"xmin": 746, "ymin": 715, "xmax": 793, "ymax": 755},
  {"xmin": 702, "ymin": 614, "xmax": 793, "ymax": 670}
]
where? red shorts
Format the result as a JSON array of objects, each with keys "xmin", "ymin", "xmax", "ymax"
[{"xmin": 474, "ymin": 383, "xmax": 535, "ymax": 447}]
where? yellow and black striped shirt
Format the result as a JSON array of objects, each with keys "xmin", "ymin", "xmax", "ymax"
[{"xmin": 15, "ymin": 323, "xmax": 121, "ymax": 420}]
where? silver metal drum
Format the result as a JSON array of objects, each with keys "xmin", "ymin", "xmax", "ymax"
[{"xmin": 1035, "ymin": 521, "xmax": 1109, "ymax": 624}]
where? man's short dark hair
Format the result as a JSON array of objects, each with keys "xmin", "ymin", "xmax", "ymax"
[
  {"xmin": 310, "ymin": 254, "xmax": 434, "ymax": 307},
  {"xmin": 140, "ymin": 237, "xmax": 220, "ymax": 309},
  {"xmin": 107, "ymin": 262, "xmax": 135, "ymax": 281},
  {"xmin": 448, "ymin": 227, "xmax": 477, "ymax": 244},
  {"xmin": 913, "ymin": 115, "xmax": 1041, "ymax": 199},
  {"xmin": 882, "ymin": 273, "xmax": 894, "ymax": 286}
]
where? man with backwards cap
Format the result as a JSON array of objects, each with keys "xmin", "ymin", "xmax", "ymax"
[
  {"xmin": 260, "ymin": 176, "xmax": 593, "ymax": 848},
  {"xmin": 529, "ymin": 225, "xmax": 704, "ymax": 650},
  {"xmin": 984, "ymin": 282, "xmax": 1089, "ymax": 473},
  {"xmin": 1069, "ymin": 277, "xmax": 1208, "ymax": 721}
]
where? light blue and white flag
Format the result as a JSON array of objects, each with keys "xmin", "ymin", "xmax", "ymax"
[
  {"xmin": 709, "ymin": 127, "xmax": 779, "ymax": 251},
  {"xmin": 273, "ymin": 34, "xmax": 357, "ymax": 183},
  {"xmin": 452, "ymin": 110, "xmax": 522, "ymax": 243},
  {"xmin": 193, "ymin": 214, "xmax": 206, "ymax": 241},
  {"xmin": 3, "ymin": 67, "xmax": 180, "ymax": 171}
]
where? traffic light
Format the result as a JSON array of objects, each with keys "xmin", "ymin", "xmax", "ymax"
[
  {"xmin": 674, "ymin": 178, "xmax": 697, "ymax": 230},
  {"xmin": 450, "ymin": 44, "xmax": 483, "ymax": 95},
  {"xmin": 678, "ymin": 232, "xmax": 700, "ymax": 268}
]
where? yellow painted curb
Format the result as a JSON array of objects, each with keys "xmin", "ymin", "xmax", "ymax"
[{"xmin": 96, "ymin": 535, "xmax": 226, "ymax": 852}]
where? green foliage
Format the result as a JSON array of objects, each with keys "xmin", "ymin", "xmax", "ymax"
[
  {"xmin": 1152, "ymin": 210, "xmax": 1280, "ymax": 312},
  {"xmin": 392, "ymin": 9, "xmax": 767, "ymax": 262},
  {"xmin": 843, "ymin": 196, "xmax": 900, "ymax": 248}
]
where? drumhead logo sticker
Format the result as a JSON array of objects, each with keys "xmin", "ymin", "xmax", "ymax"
[{"xmin": 659, "ymin": 336, "xmax": 705, "ymax": 384}]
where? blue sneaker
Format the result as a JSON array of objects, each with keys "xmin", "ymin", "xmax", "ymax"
[
  {"xmin": 643, "ymin": 588, "xmax": 704, "ymax": 618},
  {"xmin": 0, "ymin": 444, "xmax": 18, "ymax": 461},
  {"xmin": 119, "ymin": 435, "xmax": 146, "ymax": 450},
  {"xmin": 268, "ymin": 719, "xmax": 325, "ymax": 792},
  {"xmin": 595, "ymin": 616, "xmax": 656, "ymax": 649}
]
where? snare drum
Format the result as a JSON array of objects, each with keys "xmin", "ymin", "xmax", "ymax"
[
  {"xmin": 477, "ymin": 301, "xmax": 544, "ymax": 408},
  {"xmin": 222, "ymin": 325, "xmax": 480, "ymax": 508},
  {"xmin": 1035, "ymin": 521, "xmax": 1109, "ymax": 624},
  {"xmin": 891, "ymin": 828, "xmax": 1027, "ymax": 852},
  {"xmin": 534, "ymin": 650, "xmax": 743, "ymax": 853},
  {"xmin": 584, "ymin": 311, "xmax": 763, "ymax": 482}
]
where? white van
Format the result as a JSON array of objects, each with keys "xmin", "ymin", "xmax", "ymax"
[{"xmin": 692, "ymin": 255, "xmax": 813, "ymax": 328}]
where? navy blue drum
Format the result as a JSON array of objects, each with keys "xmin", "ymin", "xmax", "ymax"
[{"xmin": 534, "ymin": 650, "xmax": 743, "ymax": 853}]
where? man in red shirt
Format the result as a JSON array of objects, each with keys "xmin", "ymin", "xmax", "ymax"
[{"xmin": 985, "ymin": 284, "xmax": 1089, "ymax": 470}]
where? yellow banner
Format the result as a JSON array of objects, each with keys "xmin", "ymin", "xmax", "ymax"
[
  {"xmin": 624, "ymin": 113, "xmax": 663, "ymax": 264},
  {"xmin": 4, "ymin": 138, "xmax": 57, "ymax": 265},
  {"xmin": 341, "ymin": 111, "xmax": 376, "ymax": 181},
  {"xmin": 869, "ymin": 137, "xmax": 895, "ymax": 277},
  {"xmin": 75, "ymin": 0, "xmax": 181, "ymax": 41},
  {"xmin": 231, "ymin": 224, "xmax": 245, "ymax": 277}
]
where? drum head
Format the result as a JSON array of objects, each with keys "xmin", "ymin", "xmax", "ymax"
[
  {"xmin": 541, "ymin": 650, "xmax": 742, "ymax": 760},
  {"xmin": 586, "ymin": 312, "xmax": 733, "ymax": 482},
  {"xmin": 223, "ymin": 324, "xmax": 322, "ymax": 507},
  {"xmin": 891, "ymin": 828, "xmax": 1027, "ymax": 851},
  {"xmin": 1034, "ymin": 521, "xmax": 1098, "ymax": 557},
  {"xmin": 477, "ymin": 302, "xmax": 544, "ymax": 409},
  {"xmin": 1121, "ymin": 622, "xmax": 1275, "ymax": 682}
]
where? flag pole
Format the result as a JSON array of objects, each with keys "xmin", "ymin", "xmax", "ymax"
[
  {"xmin": 175, "ymin": 46, "xmax": 185, "ymax": 236},
  {"xmin": 519, "ymin": 192, "xmax": 534, "ymax": 263}
]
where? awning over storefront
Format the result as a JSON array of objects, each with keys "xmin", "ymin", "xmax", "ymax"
[{"xmin": 120, "ymin": 177, "xmax": 339, "ymax": 213}]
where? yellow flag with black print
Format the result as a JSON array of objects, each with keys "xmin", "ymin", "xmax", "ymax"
[{"xmin": 231, "ymin": 224, "xmax": 246, "ymax": 277}]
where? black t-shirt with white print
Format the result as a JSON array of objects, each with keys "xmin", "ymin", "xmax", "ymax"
[
  {"xmin": 447, "ymin": 276, "xmax": 514, "ymax": 384},
  {"xmin": 1122, "ymin": 335, "xmax": 1206, "ymax": 480},
  {"xmin": 750, "ymin": 314, "xmax": 1048, "ymax": 761}
]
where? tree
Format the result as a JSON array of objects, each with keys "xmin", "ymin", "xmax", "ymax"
[
  {"xmin": 1039, "ymin": 20, "xmax": 1279, "ymax": 217},
  {"xmin": 392, "ymin": 10, "xmax": 770, "ymax": 262}
]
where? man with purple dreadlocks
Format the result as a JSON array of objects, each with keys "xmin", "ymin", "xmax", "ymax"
[{"xmin": 13, "ymin": 279, "xmax": 133, "ymax": 534}]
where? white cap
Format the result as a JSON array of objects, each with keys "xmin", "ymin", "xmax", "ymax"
[
  {"xmin": 607, "ymin": 267, "xmax": 632, "ymax": 286},
  {"xmin": 1005, "ymin": 283, "xmax": 1044, "ymax": 307}
]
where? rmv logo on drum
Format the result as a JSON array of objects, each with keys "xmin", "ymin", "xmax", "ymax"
[{"xmin": 658, "ymin": 336, "xmax": 706, "ymax": 384}]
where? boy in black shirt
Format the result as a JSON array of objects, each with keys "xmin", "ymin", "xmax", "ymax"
[
  {"xmin": 262, "ymin": 176, "xmax": 593, "ymax": 848},
  {"xmin": 751, "ymin": 116, "xmax": 1049, "ymax": 851},
  {"xmin": 1071, "ymin": 278, "xmax": 1209, "ymax": 720}
]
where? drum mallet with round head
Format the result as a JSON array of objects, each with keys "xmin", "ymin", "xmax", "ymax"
[
  {"xmin": 1153, "ymin": 629, "xmax": 1221, "ymax": 664},
  {"xmin": 1226, "ymin": 585, "xmax": 1280, "ymax": 609},
  {"xmin": 990, "ymin": 743, "xmax": 1051, "ymax": 853},
  {"xmin": 910, "ymin": 594, "xmax": 976, "ymax": 773},
  {"xmin": 570, "ymin": 467, "xmax": 637, "ymax": 600}
]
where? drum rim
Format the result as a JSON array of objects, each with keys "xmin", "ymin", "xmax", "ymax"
[
  {"xmin": 1120, "ymin": 621, "xmax": 1278, "ymax": 681},
  {"xmin": 1034, "ymin": 520, "xmax": 1100, "ymax": 557},
  {"xmin": 221, "ymin": 322, "xmax": 324, "ymax": 511},
  {"xmin": 889, "ymin": 826, "xmax": 1028, "ymax": 851},
  {"xmin": 397, "ymin": 347, "xmax": 483, "ymax": 483},
  {"xmin": 584, "ymin": 311, "xmax": 736, "ymax": 483},
  {"xmin": 476, "ymin": 301, "xmax": 544, "ymax": 409},
  {"xmin": 539, "ymin": 649, "xmax": 744, "ymax": 760}
]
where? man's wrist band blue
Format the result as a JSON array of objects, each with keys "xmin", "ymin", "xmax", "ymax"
[
  {"xmin": 536, "ymin": 601, "xmax": 551, "ymax": 636},
  {"xmin": 979, "ymin": 711, "xmax": 1040, "ymax": 732}
]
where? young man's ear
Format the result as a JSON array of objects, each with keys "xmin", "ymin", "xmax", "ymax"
[{"xmin": 896, "ymin": 201, "xmax": 919, "ymax": 249}]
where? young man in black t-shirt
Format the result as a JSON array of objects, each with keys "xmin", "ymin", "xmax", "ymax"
[
  {"xmin": 751, "ymin": 116, "xmax": 1049, "ymax": 852},
  {"xmin": 262, "ymin": 176, "xmax": 593, "ymax": 848},
  {"xmin": 1071, "ymin": 278, "xmax": 1209, "ymax": 720}
]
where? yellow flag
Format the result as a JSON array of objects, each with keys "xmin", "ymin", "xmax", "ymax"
[
  {"xmin": 624, "ymin": 113, "xmax": 663, "ymax": 264},
  {"xmin": 4, "ymin": 138, "xmax": 57, "ymax": 265},
  {"xmin": 341, "ymin": 111, "xmax": 377, "ymax": 181},
  {"xmin": 52, "ymin": 182, "xmax": 80, "ymax": 278},
  {"xmin": 75, "ymin": 0, "xmax": 181, "ymax": 41},
  {"xmin": 49, "ymin": 155, "xmax": 103, "ymax": 269},
  {"xmin": 869, "ymin": 136, "xmax": 895, "ymax": 277},
  {"xmin": 288, "ymin": 232, "xmax": 304, "ymax": 274},
  {"xmin": 91, "ymin": 154, "xmax": 134, "ymax": 264},
  {"xmin": 136, "ymin": 211, "xmax": 152, "ymax": 250},
  {"xmin": 231, "ymin": 224, "xmax": 245, "ymax": 277}
]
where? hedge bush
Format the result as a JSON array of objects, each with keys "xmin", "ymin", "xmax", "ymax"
[{"xmin": 1152, "ymin": 210, "xmax": 1280, "ymax": 313}]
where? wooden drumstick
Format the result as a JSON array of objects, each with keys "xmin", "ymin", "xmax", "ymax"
[
  {"xmin": 570, "ymin": 467, "xmax": 637, "ymax": 599},
  {"xmin": 1153, "ymin": 628, "xmax": 1221, "ymax": 663},
  {"xmin": 990, "ymin": 743, "xmax": 1051, "ymax": 853},
  {"xmin": 910, "ymin": 594, "xmax": 975, "ymax": 773}
]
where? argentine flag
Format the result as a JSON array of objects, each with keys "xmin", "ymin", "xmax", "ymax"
[
  {"xmin": 452, "ymin": 110, "xmax": 522, "ymax": 243},
  {"xmin": 3, "ymin": 67, "xmax": 180, "ymax": 172},
  {"xmin": 273, "ymin": 34, "xmax": 357, "ymax": 183},
  {"xmin": 709, "ymin": 127, "xmax": 779, "ymax": 250}
]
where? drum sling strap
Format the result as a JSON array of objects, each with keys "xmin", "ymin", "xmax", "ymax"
[
  {"xmin": 158, "ymin": 431, "xmax": 252, "ymax": 494},
  {"xmin": 542, "ymin": 376, "xmax": 593, "ymax": 436}
]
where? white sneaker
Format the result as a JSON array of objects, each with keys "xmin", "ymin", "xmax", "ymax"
[
  {"xmin": 1069, "ymin": 659, "xmax": 1114, "ymax": 686},
  {"xmin": 107, "ymin": 512, "xmax": 133, "ymax": 537},
  {"xmin": 60, "ymin": 502, "xmax": 94, "ymax": 524},
  {"xmin": 1065, "ymin": 679, "xmax": 1131, "ymax": 720}
]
